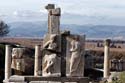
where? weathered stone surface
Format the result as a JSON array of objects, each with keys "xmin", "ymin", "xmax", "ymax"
[
  {"xmin": 11, "ymin": 48, "xmax": 34, "ymax": 75},
  {"xmin": 104, "ymin": 39, "xmax": 111, "ymax": 78},
  {"xmin": 43, "ymin": 5, "xmax": 62, "ymax": 77},
  {"xmin": 68, "ymin": 35, "xmax": 85, "ymax": 77},
  {"xmin": 51, "ymin": 8, "xmax": 61, "ymax": 16},
  {"xmin": 30, "ymin": 82, "xmax": 81, "ymax": 83},
  {"xmin": 8, "ymin": 76, "xmax": 89, "ymax": 83},
  {"xmin": 11, "ymin": 48, "xmax": 26, "ymax": 72},
  {"xmin": 7, "ymin": 82, "xmax": 27, "ymax": 83},
  {"xmin": 34, "ymin": 45, "xmax": 41, "ymax": 76},
  {"xmin": 42, "ymin": 34, "xmax": 61, "ymax": 76},
  {"xmin": 46, "ymin": 4, "xmax": 61, "ymax": 34},
  {"xmin": 30, "ymin": 81, "xmax": 61, "ymax": 83},
  {"xmin": 4, "ymin": 45, "xmax": 12, "ymax": 80},
  {"xmin": 48, "ymin": 16, "xmax": 60, "ymax": 34},
  {"xmin": 9, "ymin": 75, "xmax": 25, "ymax": 82}
]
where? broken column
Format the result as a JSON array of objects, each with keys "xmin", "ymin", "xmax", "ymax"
[
  {"xmin": 45, "ymin": 4, "xmax": 61, "ymax": 34},
  {"xmin": 103, "ymin": 39, "xmax": 111, "ymax": 78},
  {"xmin": 4, "ymin": 45, "xmax": 12, "ymax": 80},
  {"xmin": 34, "ymin": 45, "xmax": 41, "ymax": 76}
]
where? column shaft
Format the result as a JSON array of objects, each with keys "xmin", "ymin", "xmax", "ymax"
[
  {"xmin": 34, "ymin": 45, "xmax": 41, "ymax": 76},
  {"xmin": 5, "ymin": 45, "xmax": 12, "ymax": 80},
  {"xmin": 103, "ymin": 39, "xmax": 110, "ymax": 78}
]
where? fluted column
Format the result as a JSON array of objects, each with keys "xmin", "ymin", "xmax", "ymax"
[
  {"xmin": 4, "ymin": 45, "xmax": 12, "ymax": 80},
  {"xmin": 34, "ymin": 45, "xmax": 41, "ymax": 76},
  {"xmin": 103, "ymin": 39, "xmax": 111, "ymax": 78}
]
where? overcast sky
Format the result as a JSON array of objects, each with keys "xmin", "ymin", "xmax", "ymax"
[{"xmin": 0, "ymin": 0, "xmax": 125, "ymax": 17}]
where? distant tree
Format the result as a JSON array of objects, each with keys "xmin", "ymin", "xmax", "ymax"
[{"xmin": 0, "ymin": 21, "xmax": 9, "ymax": 37}]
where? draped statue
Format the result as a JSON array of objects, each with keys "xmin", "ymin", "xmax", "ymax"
[{"xmin": 69, "ymin": 35, "xmax": 84, "ymax": 77}]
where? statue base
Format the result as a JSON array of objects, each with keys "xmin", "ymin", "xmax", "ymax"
[{"xmin": 6, "ymin": 75, "xmax": 89, "ymax": 83}]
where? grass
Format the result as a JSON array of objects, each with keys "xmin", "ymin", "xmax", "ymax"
[
  {"xmin": 119, "ymin": 71, "xmax": 125, "ymax": 83},
  {"xmin": 110, "ymin": 72, "xmax": 125, "ymax": 83}
]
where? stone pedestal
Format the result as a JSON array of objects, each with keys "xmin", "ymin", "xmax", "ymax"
[
  {"xmin": 8, "ymin": 76, "xmax": 89, "ymax": 83},
  {"xmin": 103, "ymin": 39, "xmax": 111, "ymax": 78},
  {"xmin": 34, "ymin": 45, "xmax": 41, "ymax": 76},
  {"xmin": 4, "ymin": 45, "xmax": 12, "ymax": 82}
]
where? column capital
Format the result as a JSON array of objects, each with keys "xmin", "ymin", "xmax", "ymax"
[
  {"xmin": 6, "ymin": 44, "xmax": 11, "ymax": 47},
  {"xmin": 104, "ymin": 39, "xmax": 111, "ymax": 46},
  {"xmin": 35, "ymin": 44, "xmax": 41, "ymax": 46}
]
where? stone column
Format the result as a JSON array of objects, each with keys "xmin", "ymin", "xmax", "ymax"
[
  {"xmin": 103, "ymin": 39, "xmax": 111, "ymax": 78},
  {"xmin": 4, "ymin": 45, "xmax": 12, "ymax": 80},
  {"xmin": 34, "ymin": 45, "xmax": 41, "ymax": 76},
  {"xmin": 45, "ymin": 4, "xmax": 55, "ymax": 34}
]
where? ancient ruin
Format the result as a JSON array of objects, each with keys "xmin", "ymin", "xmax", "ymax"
[
  {"xmin": 3, "ymin": 4, "xmax": 125, "ymax": 83},
  {"xmin": 3, "ymin": 4, "xmax": 89, "ymax": 83}
]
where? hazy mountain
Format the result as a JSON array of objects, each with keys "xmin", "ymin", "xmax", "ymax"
[
  {"xmin": 8, "ymin": 21, "xmax": 47, "ymax": 37},
  {"xmin": 1, "ymin": 10, "xmax": 125, "ymax": 38},
  {"xmin": 7, "ymin": 21, "xmax": 125, "ymax": 39}
]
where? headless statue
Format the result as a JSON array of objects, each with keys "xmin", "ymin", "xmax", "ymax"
[{"xmin": 69, "ymin": 35, "xmax": 82, "ymax": 76}]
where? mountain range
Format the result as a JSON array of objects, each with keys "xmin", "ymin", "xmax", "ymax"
[
  {"xmin": 7, "ymin": 21, "xmax": 125, "ymax": 39},
  {"xmin": 1, "ymin": 10, "xmax": 125, "ymax": 39}
]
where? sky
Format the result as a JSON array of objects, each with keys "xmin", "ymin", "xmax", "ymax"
[
  {"xmin": 0, "ymin": 0, "xmax": 125, "ymax": 25},
  {"xmin": 0, "ymin": 0, "xmax": 125, "ymax": 16}
]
